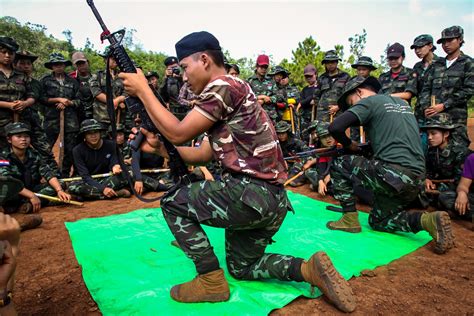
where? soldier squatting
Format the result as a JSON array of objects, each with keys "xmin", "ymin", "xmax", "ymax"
[{"xmin": 0, "ymin": 24, "xmax": 473, "ymax": 313}]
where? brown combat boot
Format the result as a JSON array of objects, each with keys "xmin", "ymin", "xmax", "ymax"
[
  {"xmin": 18, "ymin": 202, "xmax": 33, "ymax": 214},
  {"xmin": 301, "ymin": 251, "xmax": 356, "ymax": 313},
  {"xmin": 421, "ymin": 211, "xmax": 454, "ymax": 254},
  {"xmin": 326, "ymin": 212, "xmax": 362, "ymax": 233},
  {"xmin": 116, "ymin": 189, "xmax": 131, "ymax": 198},
  {"xmin": 19, "ymin": 214, "xmax": 43, "ymax": 232},
  {"xmin": 170, "ymin": 268, "xmax": 230, "ymax": 303}
]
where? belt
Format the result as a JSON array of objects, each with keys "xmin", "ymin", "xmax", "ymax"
[{"xmin": 225, "ymin": 172, "xmax": 284, "ymax": 194}]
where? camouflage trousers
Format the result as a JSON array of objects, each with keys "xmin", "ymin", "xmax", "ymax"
[
  {"xmin": 298, "ymin": 112, "xmax": 312, "ymax": 143},
  {"xmin": 0, "ymin": 176, "xmax": 24, "ymax": 205},
  {"xmin": 68, "ymin": 174, "xmax": 129, "ymax": 200},
  {"xmin": 160, "ymin": 174, "xmax": 305, "ymax": 280},
  {"xmin": 1, "ymin": 181, "xmax": 66, "ymax": 211},
  {"xmin": 331, "ymin": 155, "xmax": 424, "ymax": 233},
  {"xmin": 262, "ymin": 104, "xmax": 278, "ymax": 124},
  {"xmin": 438, "ymin": 190, "xmax": 474, "ymax": 221}
]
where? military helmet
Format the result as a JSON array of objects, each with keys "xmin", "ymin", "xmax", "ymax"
[
  {"xmin": 420, "ymin": 113, "xmax": 455, "ymax": 130},
  {"xmin": 322, "ymin": 50, "xmax": 341, "ymax": 63},
  {"xmin": 275, "ymin": 121, "xmax": 291, "ymax": 133},
  {"xmin": 44, "ymin": 52, "xmax": 72, "ymax": 69},
  {"xmin": 80, "ymin": 119, "xmax": 105, "ymax": 134},
  {"xmin": 5, "ymin": 122, "xmax": 31, "ymax": 136},
  {"xmin": 338, "ymin": 76, "xmax": 381, "ymax": 110},
  {"xmin": 351, "ymin": 56, "xmax": 377, "ymax": 70},
  {"xmin": 269, "ymin": 65, "xmax": 290, "ymax": 77},
  {"xmin": 0, "ymin": 36, "xmax": 19, "ymax": 52},
  {"xmin": 316, "ymin": 121, "xmax": 331, "ymax": 137},
  {"xmin": 437, "ymin": 26, "xmax": 464, "ymax": 44}
]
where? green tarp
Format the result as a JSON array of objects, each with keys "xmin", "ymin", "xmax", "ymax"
[{"xmin": 66, "ymin": 191, "xmax": 431, "ymax": 315}]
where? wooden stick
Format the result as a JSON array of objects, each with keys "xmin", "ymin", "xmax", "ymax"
[
  {"xmin": 431, "ymin": 95, "xmax": 436, "ymax": 108},
  {"xmin": 330, "ymin": 114, "xmax": 334, "ymax": 123},
  {"xmin": 431, "ymin": 179, "xmax": 454, "ymax": 184},
  {"xmin": 290, "ymin": 107, "xmax": 295, "ymax": 134},
  {"xmin": 58, "ymin": 110, "xmax": 65, "ymax": 172},
  {"xmin": 13, "ymin": 112, "xmax": 19, "ymax": 123},
  {"xmin": 284, "ymin": 170, "xmax": 304, "ymax": 187},
  {"xmin": 116, "ymin": 109, "xmax": 121, "ymax": 125},
  {"xmin": 61, "ymin": 168, "xmax": 170, "ymax": 182},
  {"xmin": 311, "ymin": 101, "xmax": 317, "ymax": 121},
  {"xmin": 34, "ymin": 193, "xmax": 84, "ymax": 206},
  {"xmin": 359, "ymin": 126, "xmax": 365, "ymax": 143}
]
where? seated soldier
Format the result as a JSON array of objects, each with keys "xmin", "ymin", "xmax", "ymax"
[
  {"xmin": 303, "ymin": 122, "xmax": 335, "ymax": 195},
  {"xmin": 0, "ymin": 123, "xmax": 71, "ymax": 229},
  {"xmin": 69, "ymin": 119, "xmax": 131, "ymax": 200},
  {"xmin": 438, "ymin": 153, "xmax": 474, "ymax": 222},
  {"xmin": 275, "ymin": 121, "xmax": 309, "ymax": 186},
  {"xmin": 422, "ymin": 113, "xmax": 469, "ymax": 205}
]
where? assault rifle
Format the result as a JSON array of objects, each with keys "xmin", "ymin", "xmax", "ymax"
[
  {"xmin": 86, "ymin": 0, "xmax": 189, "ymax": 183},
  {"xmin": 284, "ymin": 143, "xmax": 372, "ymax": 161}
]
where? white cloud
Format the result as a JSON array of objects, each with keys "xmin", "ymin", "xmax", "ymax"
[
  {"xmin": 462, "ymin": 13, "xmax": 474, "ymax": 23},
  {"xmin": 408, "ymin": 0, "xmax": 444, "ymax": 18}
]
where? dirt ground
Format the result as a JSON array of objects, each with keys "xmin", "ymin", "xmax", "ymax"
[{"xmin": 11, "ymin": 125, "xmax": 474, "ymax": 315}]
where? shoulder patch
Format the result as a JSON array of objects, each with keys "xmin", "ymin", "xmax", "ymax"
[{"xmin": 0, "ymin": 160, "xmax": 10, "ymax": 166}]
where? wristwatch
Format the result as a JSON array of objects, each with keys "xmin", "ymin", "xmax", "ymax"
[{"xmin": 0, "ymin": 290, "xmax": 12, "ymax": 307}]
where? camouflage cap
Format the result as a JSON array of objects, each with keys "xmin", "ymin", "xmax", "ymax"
[
  {"xmin": 410, "ymin": 34, "xmax": 436, "ymax": 50},
  {"xmin": 337, "ymin": 76, "xmax": 381, "ymax": 110},
  {"xmin": 304, "ymin": 120, "xmax": 319, "ymax": 133},
  {"xmin": 275, "ymin": 121, "xmax": 291, "ymax": 133},
  {"xmin": 5, "ymin": 122, "xmax": 31, "ymax": 136},
  {"xmin": 80, "ymin": 119, "xmax": 105, "ymax": 134},
  {"xmin": 316, "ymin": 121, "xmax": 331, "ymax": 137},
  {"xmin": 71, "ymin": 51, "xmax": 88, "ymax": 64},
  {"xmin": 44, "ymin": 52, "xmax": 72, "ymax": 69},
  {"xmin": 0, "ymin": 36, "xmax": 19, "ymax": 52},
  {"xmin": 269, "ymin": 65, "xmax": 290, "ymax": 77},
  {"xmin": 351, "ymin": 56, "xmax": 376, "ymax": 70},
  {"xmin": 145, "ymin": 71, "xmax": 159, "ymax": 79},
  {"xmin": 387, "ymin": 42, "xmax": 405, "ymax": 58},
  {"xmin": 437, "ymin": 26, "xmax": 464, "ymax": 44},
  {"xmin": 14, "ymin": 50, "xmax": 38, "ymax": 63},
  {"xmin": 322, "ymin": 50, "xmax": 341, "ymax": 63},
  {"xmin": 420, "ymin": 113, "xmax": 455, "ymax": 130}
]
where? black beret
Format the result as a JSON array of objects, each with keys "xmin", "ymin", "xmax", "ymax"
[
  {"xmin": 175, "ymin": 31, "xmax": 221, "ymax": 62},
  {"xmin": 164, "ymin": 56, "xmax": 179, "ymax": 66}
]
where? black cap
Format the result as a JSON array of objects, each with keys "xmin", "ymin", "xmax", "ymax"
[
  {"xmin": 337, "ymin": 76, "xmax": 381, "ymax": 110},
  {"xmin": 175, "ymin": 31, "xmax": 221, "ymax": 61},
  {"xmin": 0, "ymin": 36, "xmax": 19, "ymax": 52},
  {"xmin": 164, "ymin": 56, "xmax": 179, "ymax": 66},
  {"xmin": 387, "ymin": 42, "xmax": 405, "ymax": 58},
  {"xmin": 14, "ymin": 50, "xmax": 39, "ymax": 63}
]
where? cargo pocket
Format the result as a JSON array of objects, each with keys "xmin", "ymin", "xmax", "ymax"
[{"xmin": 240, "ymin": 183, "xmax": 269, "ymax": 218}]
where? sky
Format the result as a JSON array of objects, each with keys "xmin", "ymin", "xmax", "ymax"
[{"xmin": 1, "ymin": 0, "xmax": 473, "ymax": 68}]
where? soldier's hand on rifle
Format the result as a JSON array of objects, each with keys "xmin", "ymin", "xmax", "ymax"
[
  {"xmin": 129, "ymin": 127, "xmax": 170, "ymax": 159},
  {"xmin": 57, "ymin": 190, "xmax": 71, "ymax": 203},
  {"xmin": 112, "ymin": 164, "xmax": 122, "ymax": 175},
  {"xmin": 29, "ymin": 194, "xmax": 41, "ymax": 213},
  {"xmin": 328, "ymin": 105, "xmax": 339, "ymax": 115},
  {"xmin": 113, "ymin": 96, "xmax": 126, "ymax": 109},
  {"xmin": 425, "ymin": 179, "xmax": 436, "ymax": 191},
  {"xmin": 118, "ymin": 69, "xmax": 149, "ymax": 98},
  {"xmin": 134, "ymin": 181, "xmax": 144, "ymax": 196},
  {"xmin": 103, "ymin": 187, "xmax": 117, "ymax": 198}
]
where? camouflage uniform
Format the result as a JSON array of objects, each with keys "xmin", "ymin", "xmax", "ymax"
[
  {"xmin": 161, "ymin": 75, "xmax": 307, "ymax": 279},
  {"xmin": 160, "ymin": 57, "xmax": 186, "ymax": 121},
  {"xmin": 332, "ymin": 77, "xmax": 426, "ymax": 233},
  {"xmin": 247, "ymin": 74, "xmax": 277, "ymax": 122},
  {"xmin": 314, "ymin": 51, "xmax": 350, "ymax": 123},
  {"xmin": 89, "ymin": 70, "xmax": 130, "ymax": 130},
  {"xmin": 276, "ymin": 121, "xmax": 309, "ymax": 179},
  {"xmin": 0, "ymin": 176, "xmax": 24, "ymax": 205},
  {"xmin": 378, "ymin": 66, "xmax": 417, "ymax": 101},
  {"xmin": 0, "ymin": 123, "xmax": 62, "ymax": 209},
  {"xmin": 418, "ymin": 48, "xmax": 473, "ymax": 146}
]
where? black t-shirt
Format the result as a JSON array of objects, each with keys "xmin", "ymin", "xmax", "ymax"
[{"xmin": 72, "ymin": 139, "xmax": 119, "ymax": 191}]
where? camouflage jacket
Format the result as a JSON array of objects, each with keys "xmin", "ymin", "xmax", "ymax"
[
  {"xmin": 426, "ymin": 138, "xmax": 470, "ymax": 186},
  {"xmin": 0, "ymin": 69, "xmax": 34, "ymax": 122},
  {"xmin": 159, "ymin": 76, "xmax": 183, "ymax": 106},
  {"xmin": 40, "ymin": 73, "xmax": 81, "ymax": 131},
  {"xmin": 378, "ymin": 66, "xmax": 417, "ymax": 98},
  {"xmin": 314, "ymin": 70, "xmax": 350, "ymax": 122},
  {"xmin": 418, "ymin": 53, "xmax": 474, "ymax": 125},
  {"xmin": 280, "ymin": 135, "xmax": 309, "ymax": 158},
  {"xmin": 412, "ymin": 55, "xmax": 442, "ymax": 118},
  {"xmin": 0, "ymin": 146, "xmax": 58, "ymax": 190},
  {"xmin": 247, "ymin": 74, "xmax": 275, "ymax": 97},
  {"xmin": 89, "ymin": 70, "xmax": 126, "ymax": 124},
  {"xmin": 273, "ymin": 84, "xmax": 301, "ymax": 106},
  {"xmin": 194, "ymin": 75, "xmax": 287, "ymax": 185}
]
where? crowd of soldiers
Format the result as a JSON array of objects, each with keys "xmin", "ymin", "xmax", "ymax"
[{"xmin": 0, "ymin": 25, "xmax": 473, "ymax": 232}]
